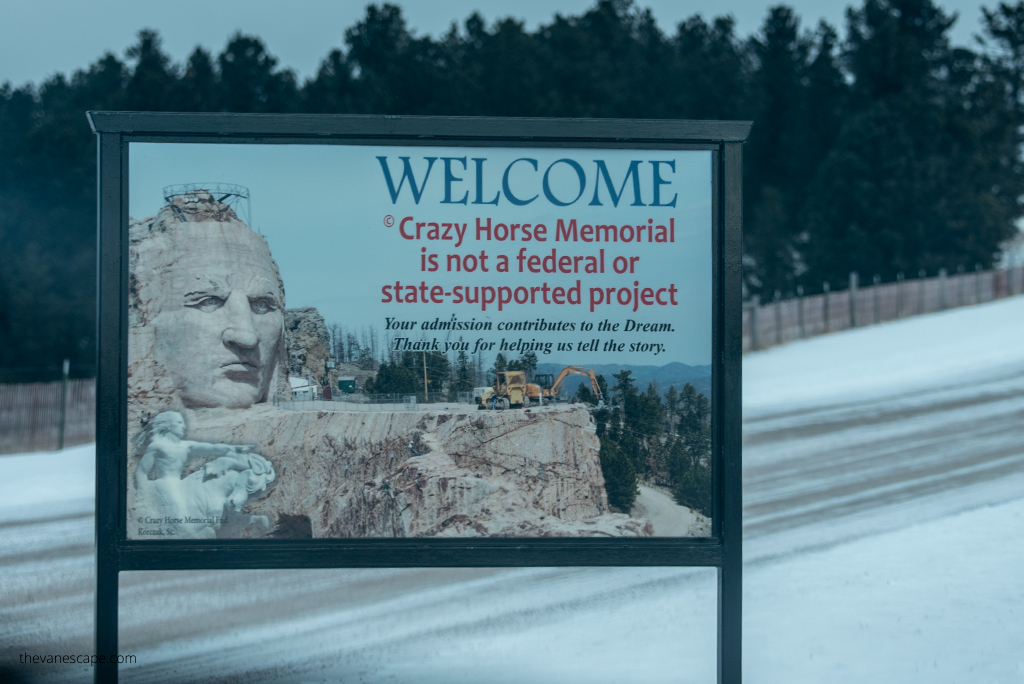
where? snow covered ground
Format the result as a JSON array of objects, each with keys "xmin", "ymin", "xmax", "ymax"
[{"xmin": 2, "ymin": 296, "xmax": 1023, "ymax": 682}]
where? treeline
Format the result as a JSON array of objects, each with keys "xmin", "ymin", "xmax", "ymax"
[
  {"xmin": 327, "ymin": 324, "xmax": 379, "ymax": 370},
  {"xmin": 584, "ymin": 372, "xmax": 711, "ymax": 515},
  {"xmin": 362, "ymin": 343, "xmax": 538, "ymax": 401},
  {"xmin": 326, "ymin": 318, "xmax": 544, "ymax": 398},
  {"xmin": 3, "ymin": 0, "xmax": 1024, "ymax": 379}
]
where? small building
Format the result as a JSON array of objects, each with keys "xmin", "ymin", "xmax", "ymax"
[
  {"xmin": 337, "ymin": 376, "xmax": 357, "ymax": 393},
  {"xmin": 290, "ymin": 375, "xmax": 318, "ymax": 400}
]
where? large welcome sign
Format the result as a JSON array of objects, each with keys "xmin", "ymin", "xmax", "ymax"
[{"xmin": 91, "ymin": 113, "xmax": 748, "ymax": 683}]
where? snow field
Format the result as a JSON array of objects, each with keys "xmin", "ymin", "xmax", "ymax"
[
  {"xmin": 744, "ymin": 295, "xmax": 1024, "ymax": 412},
  {"xmin": 2, "ymin": 295, "xmax": 1024, "ymax": 681}
]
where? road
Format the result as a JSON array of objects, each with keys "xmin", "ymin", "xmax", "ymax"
[
  {"xmin": 2, "ymin": 299, "xmax": 1023, "ymax": 682},
  {"xmin": 632, "ymin": 484, "xmax": 709, "ymax": 537},
  {"xmin": 743, "ymin": 361, "xmax": 1024, "ymax": 560}
]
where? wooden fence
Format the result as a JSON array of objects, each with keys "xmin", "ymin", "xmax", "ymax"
[
  {"xmin": 0, "ymin": 379, "xmax": 95, "ymax": 454},
  {"xmin": 743, "ymin": 265, "xmax": 1024, "ymax": 353}
]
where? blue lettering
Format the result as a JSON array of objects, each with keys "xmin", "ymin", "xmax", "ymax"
[
  {"xmin": 589, "ymin": 160, "xmax": 646, "ymax": 207},
  {"xmin": 377, "ymin": 156, "xmax": 438, "ymax": 204},
  {"xmin": 441, "ymin": 157, "xmax": 469, "ymax": 205},
  {"xmin": 543, "ymin": 159, "xmax": 586, "ymax": 207},
  {"xmin": 650, "ymin": 160, "xmax": 677, "ymax": 207},
  {"xmin": 472, "ymin": 157, "xmax": 500, "ymax": 205},
  {"xmin": 502, "ymin": 158, "xmax": 539, "ymax": 206}
]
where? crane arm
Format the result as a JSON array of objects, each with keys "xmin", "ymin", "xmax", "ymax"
[{"xmin": 549, "ymin": 366, "xmax": 603, "ymax": 400}]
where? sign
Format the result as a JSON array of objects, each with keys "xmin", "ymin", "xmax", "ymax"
[{"xmin": 91, "ymin": 113, "xmax": 748, "ymax": 683}]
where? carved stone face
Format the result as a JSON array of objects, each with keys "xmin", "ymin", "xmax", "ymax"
[{"xmin": 150, "ymin": 224, "xmax": 285, "ymax": 409}]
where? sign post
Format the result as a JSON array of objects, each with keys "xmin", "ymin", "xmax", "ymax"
[{"xmin": 90, "ymin": 112, "xmax": 749, "ymax": 683}]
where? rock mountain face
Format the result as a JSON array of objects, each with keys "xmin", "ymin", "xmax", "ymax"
[
  {"xmin": 185, "ymin": 404, "xmax": 651, "ymax": 538},
  {"xmin": 127, "ymin": 198, "xmax": 292, "ymax": 429},
  {"xmin": 284, "ymin": 307, "xmax": 331, "ymax": 383}
]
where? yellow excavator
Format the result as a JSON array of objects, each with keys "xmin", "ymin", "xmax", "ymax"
[
  {"xmin": 535, "ymin": 366, "xmax": 604, "ymax": 404},
  {"xmin": 478, "ymin": 366, "xmax": 603, "ymax": 410}
]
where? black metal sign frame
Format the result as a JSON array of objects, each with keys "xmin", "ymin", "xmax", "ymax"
[{"xmin": 89, "ymin": 112, "xmax": 748, "ymax": 683}]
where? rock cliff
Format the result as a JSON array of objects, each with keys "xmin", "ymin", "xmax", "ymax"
[
  {"xmin": 184, "ymin": 403, "xmax": 651, "ymax": 538},
  {"xmin": 284, "ymin": 307, "xmax": 331, "ymax": 382}
]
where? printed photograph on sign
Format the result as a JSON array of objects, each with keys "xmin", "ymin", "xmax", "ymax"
[{"xmin": 126, "ymin": 143, "xmax": 713, "ymax": 540}]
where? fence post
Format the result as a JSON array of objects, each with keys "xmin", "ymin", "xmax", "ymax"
[
  {"xmin": 919, "ymin": 269, "xmax": 927, "ymax": 314},
  {"xmin": 797, "ymin": 285, "xmax": 805, "ymax": 338},
  {"xmin": 823, "ymin": 282, "xmax": 830, "ymax": 332},
  {"xmin": 896, "ymin": 272, "xmax": 904, "ymax": 317},
  {"xmin": 872, "ymin": 275, "xmax": 881, "ymax": 324},
  {"xmin": 58, "ymin": 359, "xmax": 69, "ymax": 451},
  {"xmin": 957, "ymin": 265, "xmax": 965, "ymax": 306},
  {"xmin": 849, "ymin": 272, "xmax": 859, "ymax": 327},
  {"xmin": 975, "ymin": 264, "xmax": 982, "ymax": 303},
  {"xmin": 742, "ymin": 303, "xmax": 751, "ymax": 352},
  {"xmin": 939, "ymin": 268, "xmax": 948, "ymax": 310},
  {"xmin": 750, "ymin": 295, "xmax": 760, "ymax": 351},
  {"xmin": 774, "ymin": 290, "xmax": 783, "ymax": 345}
]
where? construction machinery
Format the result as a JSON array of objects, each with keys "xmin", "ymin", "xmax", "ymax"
[
  {"xmin": 477, "ymin": 370, "xmax": 538, "ymax": 410},
  {"xmin": 478, "ymin": 366, "xmax": 604, "ymax": 410},
  {"xmin": 535, "ymin": 366, "xmax": 604, "ymax": 404}
]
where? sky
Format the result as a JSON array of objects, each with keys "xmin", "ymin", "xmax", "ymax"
[
  {"xmin": 129, "ymin": 142, "xmax": 714, "ymax": 367},
  {"xmin": 0, "ymin": 0, "xmax": 997, "ymax": 88}
]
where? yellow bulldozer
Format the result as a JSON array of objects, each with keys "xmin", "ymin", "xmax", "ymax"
[
  {"xmin": 478, "ymin": 366, "xmax": 603, "ymax": 410},
  {"xmin": 477, "ymin": 370, "xmax": 536, "ymax": 410}
]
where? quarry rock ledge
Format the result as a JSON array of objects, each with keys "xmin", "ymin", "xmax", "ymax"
[{"xmin": 184, "ymin": 403, "xmax": 653, "ymax": 539}]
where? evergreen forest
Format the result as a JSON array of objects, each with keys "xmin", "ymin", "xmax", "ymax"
[
  {"xmin": 3, "ymin": 0, "xmax": 1024, "ymax": 380},
  {"xmin": 590, "ymin": 372, "xmax": 712, "ymax": 515}
]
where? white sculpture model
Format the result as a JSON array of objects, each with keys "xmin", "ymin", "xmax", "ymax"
[{"xmin": 134, "ymin": 411, "xmax": 275, "ymax": 538}]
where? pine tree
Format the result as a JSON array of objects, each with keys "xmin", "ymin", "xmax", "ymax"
[
  {"xmin": 599, "ymin": 438, "xmax": 639, "ymax": 511},
  {"xmin": 574, "ymin": 382, "xmax": 597, "ymax": 405},
  {"xmin": 744, "ymin": 6, "xmax": 812, "ymax": 295},
  {"xmin": 124, "ymin": 30, "xmax": 177, "ymax": 111},
  {"xmin": 669, "ymin": 383, "xmax": 712, "ymax": 515},
  {"xmin": 800, "ymin": 0, "xmax": 1016, "ymax": 283},
  {"xmin": 217, "ymin": 33, "xmax": 298, "ymax": 112},
  {"xmin": 671, "ymin": 15, "xmax": 748, "ymax": 120},
  {"xmin": 175, "ymin": 48, "xmax": 217, "ymax": 112},
  {"xmin": 664, "ymin": 385, "xmax": 680, "ymax": 428},
  {"xmin": 448, "ymin": 343, "xmax": 474, "ymax": 400},
  {"xmin": 364, "ymin": 360, "xmax": 417, "ymax": 395}
]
